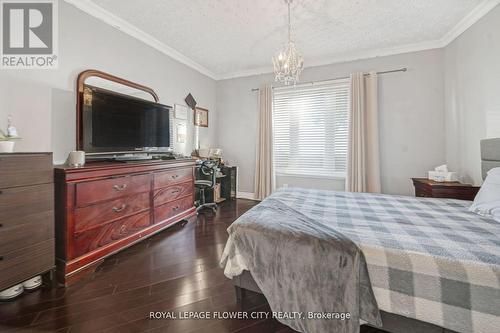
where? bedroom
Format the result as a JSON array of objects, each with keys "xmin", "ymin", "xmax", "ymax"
[{"xmin": 0, "ymin": 0, "xmax": 499, "ymax": 332}]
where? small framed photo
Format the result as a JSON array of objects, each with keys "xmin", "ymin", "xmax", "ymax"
[
  {"xmin": 194, "ymin": 107, "xmax": 209, "ymax": 127},
  {"xmin": 174, "ymin": 104, "xmax": 188, "ymax": 120}
]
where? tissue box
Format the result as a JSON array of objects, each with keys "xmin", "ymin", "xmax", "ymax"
[{"xmin": 428, "ymin": 171, "xmax": 458, "ymax": 182}]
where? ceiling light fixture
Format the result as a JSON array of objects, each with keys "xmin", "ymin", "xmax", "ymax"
[{"xmin": 272, "ymin": 0, "xmax": 304, "ymax": 85}]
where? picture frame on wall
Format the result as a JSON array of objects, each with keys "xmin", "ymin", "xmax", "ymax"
[
  {"xmin": 194, "ymin": 107, "xmax": 209, "ymax": 127},
  {"xmin": 176, "ymin": 123, "xmax": 187, "ymax": 143},
  {"xmin": 174, "ymin": 104, "xmax": 189, "ymax": 120}
]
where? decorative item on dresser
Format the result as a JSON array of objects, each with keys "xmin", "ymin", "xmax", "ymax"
[
  {"xmin": 54, "ymin": 159, "xmax": 196, "ymax": 285},
  {"xmin": 0, "ymin": 153, "xmax": 55, "ymax": 293},
  {"xmin": 412, "ymin": 178, "xmax": 480, "ymax": 201},
  {"xmin": 0, "ymin": 115, "xmax": 22, "ymax": 153}
]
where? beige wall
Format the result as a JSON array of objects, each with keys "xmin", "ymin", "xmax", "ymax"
[
  {"xmin": 0, "ymin": 1, "xmax": 217, "ymax": 163},
  {"xmin": 216, "ymin": 49, "xmax": 446, "ymax": 196},
  {"xmin": 444, "ymin": 4, "xmax": 500, "ymax": 185}
]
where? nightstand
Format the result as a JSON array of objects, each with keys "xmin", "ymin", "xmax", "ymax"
[{"xmin": 412, "ymin": 178, "xmax": 480, "ymax": 201}]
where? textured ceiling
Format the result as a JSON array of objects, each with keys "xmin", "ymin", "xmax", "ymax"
[{"xmin": 87, "ymin": 0, "xmax": 490, "ymax": 78}]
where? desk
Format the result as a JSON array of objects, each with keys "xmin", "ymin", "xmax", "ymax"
[
  {"xmin": 195, "ymin": 165, "xmax": 237, "ymax": 204},
  {"xmin": 220, "ymin": 166, "xmax": 237, "ymax": 201}
]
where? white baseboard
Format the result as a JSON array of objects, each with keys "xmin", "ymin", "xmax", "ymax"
[{"xmin": 237, "ymin": 191, "xmax": 257, "ymax": 201}]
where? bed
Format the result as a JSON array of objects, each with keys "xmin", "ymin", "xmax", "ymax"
[{"xmin": 220, "ymin": 139, "xmax": 500, "ymax": 333}]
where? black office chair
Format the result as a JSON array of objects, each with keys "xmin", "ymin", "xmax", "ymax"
[{"xmin": 195, "ymin": 160, "xmax": 218, "ymax": 213}]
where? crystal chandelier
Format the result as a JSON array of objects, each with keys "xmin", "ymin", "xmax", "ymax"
[{"xmin": 272, "ymin": 0, "xmax": 304, "ymax": 85}]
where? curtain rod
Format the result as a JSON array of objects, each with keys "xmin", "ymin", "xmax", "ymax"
[{"xmin": 250, "ymin": 67, "xmax": 407, "ymax": 92}]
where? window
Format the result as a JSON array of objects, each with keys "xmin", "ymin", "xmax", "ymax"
[{"xmin": 273, "ymin": 79, "xmax": 350, "ymax": 178}]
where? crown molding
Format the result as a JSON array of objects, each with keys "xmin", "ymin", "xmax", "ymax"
[
  {"xmin": 218, "ymin": 39, "xmax": 443, "ymax": 80},
  {"xmin": 218, "ymin": 66, "xmax": 275, "ymax": 81},
  {"xmin": 65, "ymin": 0, "xmax": 499, "ymax": 81},
  {"xmin": 63, "ymin": 0, "xmax": 217, "ymax": 80},
  {"xmin": 219, "ymin": 0, "xmax": 499, "ymax": 80},
  {"xmin": 439, "ymin": 0, "xmax": 500, "ymax": 46}
]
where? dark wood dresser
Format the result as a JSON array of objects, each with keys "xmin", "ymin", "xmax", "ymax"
[
  {"xmin": 0, "ymin": 153, "xmax": 55, "ymax": 291},
  {"xmin": 412, "ymin": 178, "xmax": 480, "ymax": 201},
  {"xmin": 54, "ymin": 159, "xmax": 196, "ymax": 285}
]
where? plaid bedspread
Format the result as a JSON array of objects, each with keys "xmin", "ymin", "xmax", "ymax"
[{"xmin": 225, "ymin": 188, "xmax": 500, "ymax": 333}]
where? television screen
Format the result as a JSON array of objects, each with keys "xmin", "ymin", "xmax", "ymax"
[{"xmin": 82, "ymin": 85, "xmax": 171, "ymax": 153}]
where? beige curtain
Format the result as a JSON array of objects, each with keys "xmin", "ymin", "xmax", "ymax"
[
  {"xmin": 347, "ymin": 72, "xmax": 381, "ymax": 193},
  {"xmin": 254, "ymin": 85, "xmax": 275, "ymax": 200}
]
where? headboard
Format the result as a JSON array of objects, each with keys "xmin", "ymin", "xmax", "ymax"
[{"xmin": 481, "ymin": 138, "xmax": 500, "ymax": 179}]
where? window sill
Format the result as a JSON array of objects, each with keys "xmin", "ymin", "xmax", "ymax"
[{"xmin": 275, "ymin": 172, "xmax": 346, "ymax": 181}]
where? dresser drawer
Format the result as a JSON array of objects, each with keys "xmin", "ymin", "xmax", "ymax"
[
  {"xmin": 154, "ymin": 168, "xmax": 193, "ymax": 190},
  {"xmin": 0, "ymin": 183, "xmax": 53, "ymax": 229},
  {"xmin": 75, "ymin": 192, "xmax": 150, "ymax": 233},
  {"xmin": 0, "ymin": 239, "xmax": 54, "ymax": 291},
  {"xmin": 415, "ymin": 189, "xmax": 432, "ymax": 197},
  {"xmin": 154, "ymin": 196, "xmax": 194, "ymax": 224},
  {"xmin": 73, "ymin": 211, "xmax": 150, "ymax": 258},
  {"xmin": 0, "ymin": 214, "xmax": 53, "ymax": 255},
  {"xmin": 0, "ymin": 153, "xmax": 52, "ymax": 189},
  {"xmin": 76, "ymin": 174, "xmax": 151, "ymax": 207},
  {"xmin": 154, "ymin": 181, "xmax": 193, "ymax": 206}
]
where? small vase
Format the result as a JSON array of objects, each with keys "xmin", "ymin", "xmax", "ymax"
[{"xmin": 0, "ymin": 141, "xmax": 15, "ymax": 153}]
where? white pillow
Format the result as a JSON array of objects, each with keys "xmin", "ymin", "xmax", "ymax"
[{"xmin": 469, "ymin": 167, "xmax": 500, "ymax": 221}]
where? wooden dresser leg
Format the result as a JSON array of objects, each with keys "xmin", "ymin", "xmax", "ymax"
[
  {"xmin": 235, "ymin": 286, "xmax": 246, "ymax": 303},
  {"xmin": 42, "ymin": 269, "xmax": 59, "ymax": 288}
]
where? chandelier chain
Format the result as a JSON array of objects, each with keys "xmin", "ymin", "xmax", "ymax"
[{"xmin": 288, "ymin": 0, "xmax": 291, "ymax": 42}]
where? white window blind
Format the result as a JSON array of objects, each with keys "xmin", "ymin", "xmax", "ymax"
[{"xmin": 273, "ymin": 79, "xmax": 350, "ymax": 178}]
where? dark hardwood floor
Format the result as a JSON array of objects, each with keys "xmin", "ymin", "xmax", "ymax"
[{"xmin": 0, "ymin": 199, "xmax": 384, "ymax": 333}]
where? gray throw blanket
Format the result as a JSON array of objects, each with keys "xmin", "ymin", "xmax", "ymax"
[{"xmin": 220, "ymin": 196, "xmax": 382, "ymax": 333}]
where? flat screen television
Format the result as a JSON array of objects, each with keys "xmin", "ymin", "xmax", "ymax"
[{"xmin": 82, "ymin": 85, "xmax": 171, "ymax": 154}]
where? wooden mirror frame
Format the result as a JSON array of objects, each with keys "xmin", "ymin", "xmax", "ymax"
[{"xmin": 76, "ymin": 69, "xmax": 160, "ymax": 150}]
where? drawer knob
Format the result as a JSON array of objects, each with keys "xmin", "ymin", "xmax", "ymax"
[
  {"xmin": 113, "ymin": 184, "xmax": 128, "ymax": 191},
  {"xmin": 172, "ymin": 205, "xmax": 180, "ymax": 211},
  {"xmin": 171, "ymin": 175, "xmax": 179, "ymax": 179},
  {"xmin": 171, "ymin": 189, "xmax": 180, "ymax": 194},
  {"xmin": 112, "ymin": 204, "xmax": 127, "ymax": 213}
]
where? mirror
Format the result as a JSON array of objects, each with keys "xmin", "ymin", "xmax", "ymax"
[
  {"xmin": 84, "ymin": 77, "xmax": 157, "ymax": 102},
  {"xmin": 75, "ymin": 69, "xmax": 161, "ymax": 151}
]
